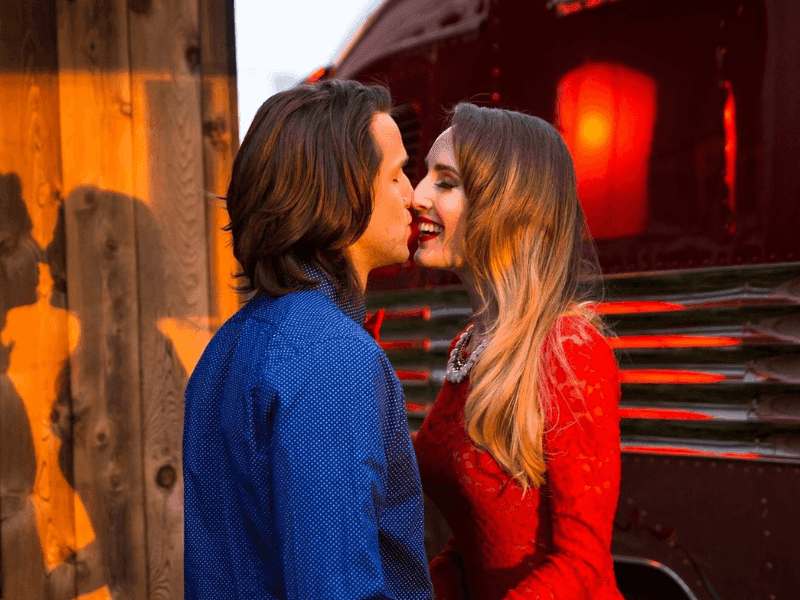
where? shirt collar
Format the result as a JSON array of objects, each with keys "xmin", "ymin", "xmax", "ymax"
[{"xmin": 298, "ymin": 262, "xmax": 366, "ymax": 326}]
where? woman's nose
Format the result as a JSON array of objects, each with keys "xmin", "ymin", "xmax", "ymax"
[{"xmin": 411, "ymin": 181, "xmax": 433, "ymax": 211}]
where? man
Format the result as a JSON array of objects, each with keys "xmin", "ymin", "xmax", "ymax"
[{"xmin": 183, "ymin": 80, "xmax": 433, "ymax": 600}]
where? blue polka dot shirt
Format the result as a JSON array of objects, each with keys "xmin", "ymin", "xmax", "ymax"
[{"xmin": 183, "ymin": 270, "xmax": 433, "ymax": 599}]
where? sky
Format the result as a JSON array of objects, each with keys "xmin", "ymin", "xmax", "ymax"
[{"xmin": 233, "ymin": 0, "xmax": 383, "ymax": 140}]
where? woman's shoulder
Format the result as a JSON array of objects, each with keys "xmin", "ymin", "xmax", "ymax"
[
  {"xmin": 544, "ymin": 314, "xmax": 620, "ymax": 420},
  {"xmin": 551, "ymin": 314, "xmax": 616, "ymax": 374}
]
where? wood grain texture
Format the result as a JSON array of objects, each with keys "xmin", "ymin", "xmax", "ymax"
[
  {"xmin": 200, "ymin": 0, "xmax": 241, "ymax": 323},
  {"xmin": 56, "ymin": 0, "xmax": 148, "ymax": 598},
  {"xmin": 0, "ymin": 2, "xmax": 69, "ymax": 598},
  {"xmin": 127, "ymin": 0, "xmax": 210, "ymax": 597}
]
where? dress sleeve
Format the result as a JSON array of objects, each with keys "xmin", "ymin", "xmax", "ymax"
[
  {"xmin": 268, "ymin": 338, "xmax": 396, "ymax": 600},
  {"xmin": 429, "ymin": 537, "xmax": 469, "ymax": 600},
  {"xmin": 507, "ymin": 325, "xmax": 622, "ymax": 600}
]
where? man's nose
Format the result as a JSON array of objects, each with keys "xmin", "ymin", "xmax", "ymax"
[{"xmin": 402, "ymin": 176, "xmax": 414, "ymax": 208}]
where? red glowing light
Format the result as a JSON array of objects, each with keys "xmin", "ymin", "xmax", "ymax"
[
  {"xmin": 723, "ymin": 81, "xmax": 737, "ymax": 234},
  {"xmin": 588, "ymin": 301, "xmax": 686, "ymax": 315},
  {"xmin": 622, "ymin": 445, "xmax": 760, "ymax": 461},
  {"xmin": 379, "ymin": 339, "xmax": 431, "ymax": 351},
  {"xmin": 580, "ymin": 111, "xmax": 612, "ymax": 149},
  {"xmin": 619, "ymin": 370, "xmax": 727, "ymax": 384},
  {"xmin": 557, "ymin": 63, "xmax": 657, "ymax": 240},
  {"xmin": 556, "ymin": 2, "xmax": 582, "ymax": 15},
  {"xmin": 383, "ymin": 307, "xmax": 431, "ymax": 321},
  {"xmin": 306, "ymin": 67, "xmax": 327, "ymax": 83},
  {"xmin": 608, "ymin": 335, "xmax": 741, "ymax": 349},
  {"xmin": 395, "ymin": 370, "xmax": 431, "ymax": 382},
  {"xmin": 618, "ymin": 407, "xmax": 714, "ymax": 420}
]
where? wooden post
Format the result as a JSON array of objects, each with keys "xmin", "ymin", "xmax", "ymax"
[
  {"xmin": 127, "ymin": 0, "xmax": 210, "ymax": 597},
  {"xmin": 200, "ymin": 0, "xmax": 241, "ymax": 324},
  {"xmin": 56, "ymin": 0, "xmax": 147, "ymax": 598},
  {"xmin": 1, "ymin": 1, "xmax": 239, "ymax": 597},
  {"xmin": 1, "ymin": 2, "xmax": 70, "ymax": 599}
]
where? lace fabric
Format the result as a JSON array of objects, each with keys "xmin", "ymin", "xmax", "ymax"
[{"xmin": 415, "ymin": 315, "xmax": 625, "ymax": 600}]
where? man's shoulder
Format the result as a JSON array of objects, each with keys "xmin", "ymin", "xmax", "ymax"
[{"xmin": 234, "ymin": 290, "xmax": 380, "ymax": 369}]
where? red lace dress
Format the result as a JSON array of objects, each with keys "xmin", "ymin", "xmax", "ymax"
[{"xmin": 414, "ymin": 316, "xmax": 624, "ymax": 600}]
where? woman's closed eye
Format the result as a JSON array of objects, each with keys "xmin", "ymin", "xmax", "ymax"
[{"xmin": 434, "ymin": 180, "xmax": 457, "ymax": 191}]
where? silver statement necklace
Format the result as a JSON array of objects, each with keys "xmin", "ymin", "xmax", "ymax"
[{"xmin": 445, "ymin": 324, "xmax": 489, "ymax": 384}]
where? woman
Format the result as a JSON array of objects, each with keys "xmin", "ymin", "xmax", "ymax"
[{"xmin": 411, "ymin": 103, "xmax": 624, "ymax": 600}]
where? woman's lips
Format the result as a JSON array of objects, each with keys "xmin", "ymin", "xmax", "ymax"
[{"xmin": 416, "ymin": 216, "xmax": 444, "ymax": 243}]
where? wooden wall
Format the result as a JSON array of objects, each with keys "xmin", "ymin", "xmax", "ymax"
[{"xmin": 0, "ymin": 0, "xmax": 239, "ymax": 598}]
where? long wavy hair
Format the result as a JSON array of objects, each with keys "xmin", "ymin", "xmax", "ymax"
[{"xmin": 451, "ymin": 102, "xmax": 604, "ymax": 490}]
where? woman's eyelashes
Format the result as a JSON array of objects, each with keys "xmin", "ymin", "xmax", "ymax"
[{"xmin": 434, "ymin": 180, "xmax": 458, "ymax": 191}]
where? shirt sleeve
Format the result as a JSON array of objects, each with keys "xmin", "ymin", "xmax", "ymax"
[
  {"xmin": 269, "ymin": 337, "xmax": 396, "ymax": 600},
  {"xmin": 507, "ymin": 327, "xmax": 622, "ymax": 600},
  {"xmin": 429, "ymin": 537, "xmax": 469, "ymax": 600}
]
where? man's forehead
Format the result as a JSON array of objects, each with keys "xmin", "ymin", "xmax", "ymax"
[{"xmin": 371, "ymin": 113, "xmax": 406, "ymax": 159}]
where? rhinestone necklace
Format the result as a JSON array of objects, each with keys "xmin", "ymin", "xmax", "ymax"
[{"xmin": 446, "ymin": 325, "xmax": 489, "ymax": 384}]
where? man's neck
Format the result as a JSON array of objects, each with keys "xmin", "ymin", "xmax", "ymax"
[{"xmin": 345, "ymin": 248, "xmax": 370, "ymax": 295}]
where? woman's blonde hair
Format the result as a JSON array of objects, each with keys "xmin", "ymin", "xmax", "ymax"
[{"xmin": 451, "ymin": 103, "xmax": 604, "ymax": 490}]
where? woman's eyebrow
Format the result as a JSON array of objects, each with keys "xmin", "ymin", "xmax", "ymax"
[{"xmin": 432, "ymin": 163, "xmax": 460, "ymax": 178}]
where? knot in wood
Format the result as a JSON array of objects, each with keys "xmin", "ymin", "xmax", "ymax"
[
  {"xmin": 104, "ymin": 237, "xmax": 118, "ymax": 258},
  {"xmin": 128, "ymin": 0, "xmax": 152, "ymax": 14},
  {"xmin": 157, "ymin": 464, "xmax": 177, "ymax": 489},
  {"xmin": 185, "ymin": 45, "xmax": 202, "ymax": 75}
]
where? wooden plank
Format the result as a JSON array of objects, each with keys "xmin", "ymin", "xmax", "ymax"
[
  {"xmin": 0, "ymin": 2, "xmax": 71, "ymax": 599},
  {"xmin": 127, "ymin": 0, "xmax": 213, "ymax": 597},
  {"xmin": 199, "ymin": 0, "xmax": 241, "ymax": 324},
  {"xmin": 56, "ymin": 1, "xmax": 148, "ymax": 599}
]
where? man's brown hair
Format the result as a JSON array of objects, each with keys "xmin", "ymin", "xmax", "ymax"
[{"xmin": 225, "ymin": 79, "xmax": 391, "ymax": 300}]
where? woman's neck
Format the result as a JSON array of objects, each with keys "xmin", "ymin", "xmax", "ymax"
[{"xmin": 458, "ymin": 269, "xmax": 495, "ymax": 353}]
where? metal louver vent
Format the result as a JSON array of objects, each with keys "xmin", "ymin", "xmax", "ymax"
[{"xmin": 366, "ymin": 263, "xmax": 800, "ymax": 464}]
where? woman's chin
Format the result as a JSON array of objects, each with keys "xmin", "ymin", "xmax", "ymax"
[{"xmin": 414, "ymin": 249, "xmax": 456, "ymax": 272}]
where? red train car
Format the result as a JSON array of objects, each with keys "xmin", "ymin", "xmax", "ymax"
[{"xmin": 314, "ymin": 1, "xmax": 800, "ymax": 598}]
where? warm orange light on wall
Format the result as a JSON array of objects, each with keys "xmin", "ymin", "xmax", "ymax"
[{"xmin": 557, "ymin": 63, "xmax": 657, "ymax": 240}]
